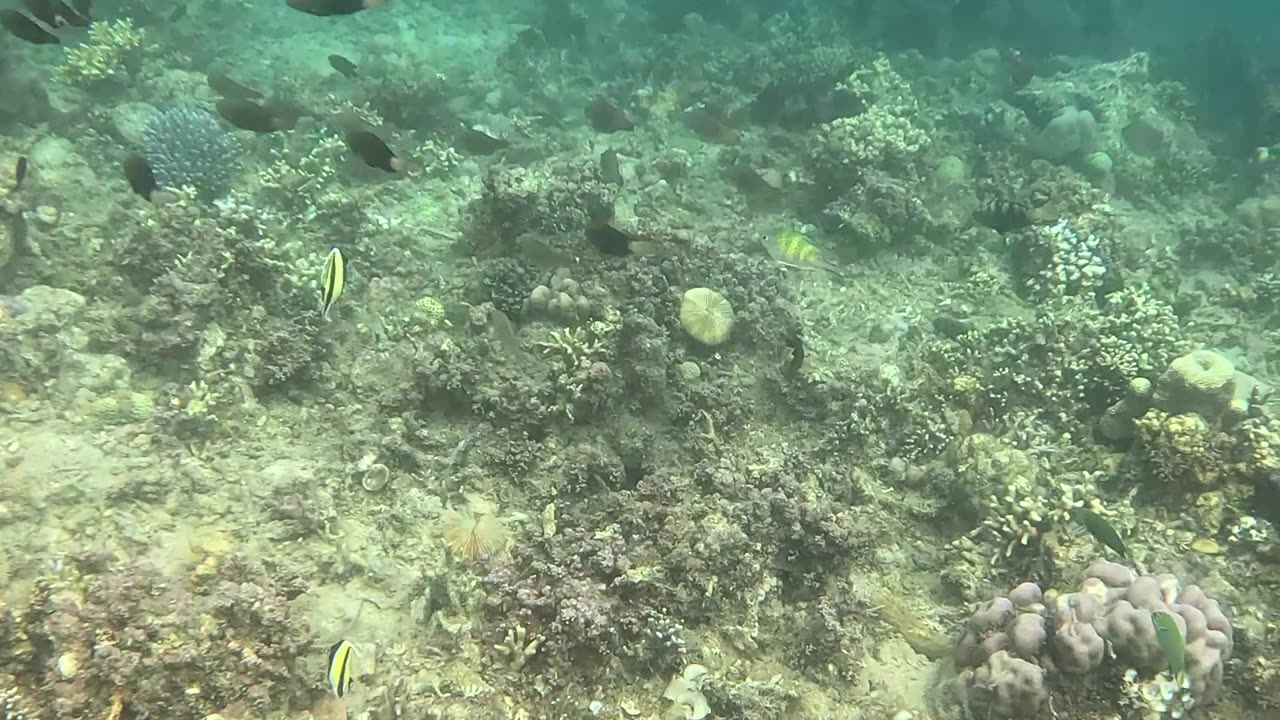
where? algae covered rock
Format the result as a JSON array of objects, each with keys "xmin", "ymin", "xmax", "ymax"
[{"xmin": 1034, "ymin": 106, "xmax": 1096, "ymax": 159}]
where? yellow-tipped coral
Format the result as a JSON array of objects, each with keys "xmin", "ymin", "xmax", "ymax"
[{"xmin": 58, "ymin": 19, "xmax": 145, "ymax": 86}]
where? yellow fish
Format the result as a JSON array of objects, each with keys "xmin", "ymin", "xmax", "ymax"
[
  {"xmin": 327, "ymin": 639, "xmax": 356, "ymax": 697},
  {"xmin": 763, "ymin": 230, "xmax": 844, "ymax": 276},
  {"xmin": 320, "ymin": 247, "xmax": 345, "ymax": 318}
]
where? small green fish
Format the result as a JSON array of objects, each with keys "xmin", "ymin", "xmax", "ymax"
[
  {"xmin": 1072, "ymin": 508, "xmax": 1129, "ymax": 559},
  {"xmin": 1151, "ymin": 610, "xmax": 1187, "ymax": 679},
  {"xmin": 327, "ymin": 639, "xmax": 356, "ymax": 697},
  {"xmin": 320, "ymin": 247, "xmax": 345, "ymax": 319}
]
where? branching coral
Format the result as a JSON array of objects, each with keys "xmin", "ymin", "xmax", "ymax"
[
  {"xmin": 810, "ymin": 55, "xmax": 929, "ymax": 186},
  {"xmin": 143, "ymin": 107, "xmax": 240, "ymax": 200},
  {"xmin": 57, "ymin": 19, "xmax": 145, "ymax": 85},
  {"xmin": 535, "ymin": 308, "xmax": 622, "ymax": 422},
  {"xmin": 1011, "ymin": 217, "xmax": 1113, "ymax": 300},
  {"xmin": 948, "ymin": 434, "xmax": 1108, "ymax": 563},
  {"xmin": 258, "ymin": 131, "xmax": 349, "ymax": 221}
]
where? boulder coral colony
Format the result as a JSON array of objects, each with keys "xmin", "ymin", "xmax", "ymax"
[{"xmin": 0, "ymin": 1, "xmax": 1279, "ymax": 719}]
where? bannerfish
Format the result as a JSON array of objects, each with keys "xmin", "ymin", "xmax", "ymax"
[
  {"xmin": 1072, "ymin": 508, "xmax": 1129, "ymax": 559},
  {"xmin": 763, "ymin": 230, "xmax": 844, "ymax": 276},
  {"xmin": 328, "ymin": 54, "xmax": 357, "ymax": 77},
  {"xmin": 216, "ymin": 98, "xmax": 288, "ymax": 133},
  {"xmin": 346, "ymin": 131, "xmax": 403, "ymax": 173},
  {"xmin": 320, "ymin": 247, "xmax": 345, "ymax": 319},
  {"xmin": 1151, "ymin": 610, "xmax": 1187, "ymax": 680},
  {"xmin": 207, "ymin": 70, "xmax": 263, "ymax": 100},
  {"xmin": 327, "ymin": 639, "xmax": 356, "ymax": 697},
  {"xmin": 287, "ymin": 0, "xmax": 383, "ymax": 17},
  {"xmin": 1, "ymin": 10, "xmax": 59, "ymax": 44}
]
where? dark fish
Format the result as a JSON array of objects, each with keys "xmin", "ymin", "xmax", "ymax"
[
  {"xmin": 328, "ymin": 54, "xmax": 357, "ymax": 77},
  {"xmin": 13, "ymin": 156, "xmax": 27, "ymax": 193},
  {"xmin": 346, "ymin": 130, "xmax": 402, "ymax": 173},
  {"xmin": 975, "ymin": 198, "xmax": 1033, "ymax": 233},
  {"xmin": 260, "ymin": 99, "xmax": 304, "ymax": 130},
  {"xmin": 1072, "ymin": 508, "xmax": 1129, "ymax": 559},
  {"xmin": 54, "ymin": 0, "xmax": 88, "ymax": 26},
  {"xmin": 21, "ymin": 0, "xmax": 58, "ymax": 28},
  {"xmin": 586, "ymin": 96, "xmax": 634, "ymax": 133},
  {"xmin": 207, "ymin": 70, "xmax": 262, "ymax": 100},
  {"xmin": 216, "ymin": 98, "xmax": 285, "ymax": 133},
  {"xmin": 516, "ymin": 234, "xmax": 578, "ymax": 267},
  {"xmin": 1, "ymin": 10, "xmax": 59, "ymax": 44},
  {"xmin": 726, "ymin": 165, "xmax": 781, "ymax": 203},
  {"xmin": 587, "ymin": 223, "xmax": 672, "ymax": 258},
  {"xmin": 457, "ymin": 126, "xmax": 509, "ymax": 155},
  {"xmin": 1002, "ymin": 48, "xmax": 1035, "ymax": 89},
  {"xmin": 286, "ymin": 0, "xmax": 383, "ymax": 17},
  {"xmin": 599, "ymin": 148, "xmax": 622, "ymax": 186},
  {"xmin": 682, "ymin": 106, "xmax": 740, "ymax": 144},
  {"xmin": 784, "ymin": 330, "xmax": 805, "ymax": 377},
  {"xmin": 123, "ymin": 154, "xmax": 158, "ymax": 201}
]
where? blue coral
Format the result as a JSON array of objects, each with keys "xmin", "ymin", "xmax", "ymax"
[{"xmin": 142, "ymin": 106, "xmax": 240, "ymax": 199}]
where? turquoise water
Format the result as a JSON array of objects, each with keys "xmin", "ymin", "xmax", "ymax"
[{"xmin": 0, "ymin": 1, "xmax": 1278, "ymax": 719}]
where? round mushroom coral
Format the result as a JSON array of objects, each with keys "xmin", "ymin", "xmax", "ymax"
[{"xmin": 680, "ymin": 287, "xmax": 734, "ymax": 346}]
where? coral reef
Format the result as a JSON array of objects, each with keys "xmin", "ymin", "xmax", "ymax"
[
  {"xmin": 5, "ymin": 6, "xmax": 1280, "ymax": 720},
  {"xmin": 0, "ymin": 553, "xmax": 310, "ymax": 720}
]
